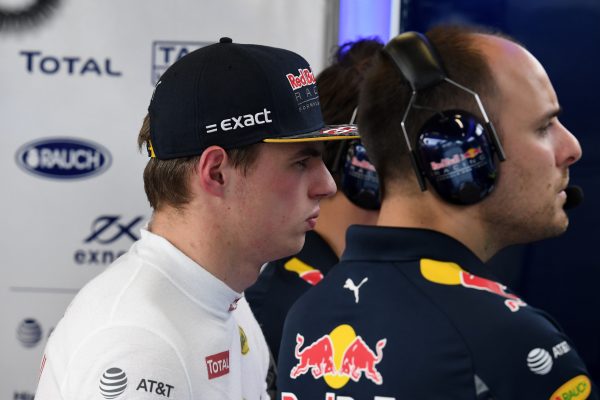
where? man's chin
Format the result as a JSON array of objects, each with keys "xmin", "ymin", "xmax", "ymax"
[{"xmin": 269, "ymin": 235, "xmax": 306, "ymax": 262}]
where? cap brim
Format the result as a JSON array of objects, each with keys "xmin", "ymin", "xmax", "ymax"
[{"xmin": 263, "ymin": 124, "xmax": 359, "ymax": 143}]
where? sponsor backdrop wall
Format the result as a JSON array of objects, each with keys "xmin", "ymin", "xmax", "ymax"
[{"xmin": 0, "ymin": 1, "xmax": 330, "ymax": 398}]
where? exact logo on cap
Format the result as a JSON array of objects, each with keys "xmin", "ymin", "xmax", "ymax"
[{"xmin": 205, "ymin": 108, "xmax": 272, "ymax": 134}]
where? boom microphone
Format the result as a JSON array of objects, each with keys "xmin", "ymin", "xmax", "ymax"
[{"xmin": 564, "ymin": 185, "xmax": 584, "ymax": 210}]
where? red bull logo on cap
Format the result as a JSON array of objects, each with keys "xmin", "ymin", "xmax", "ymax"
[
  {"xmin": 420, "ymin": 258, "xmax": 527, "ymax": 312},
  {"xmin": 290, "ymin": 325, "xmax": 387, "ymax": 388},
  {"xmin": 286, "ymin": 68, "xmax": 316, "ymax": 90}
]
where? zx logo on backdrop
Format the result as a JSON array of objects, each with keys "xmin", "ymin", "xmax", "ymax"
[{"xmin": 84, "ymin": 216, "xmax": 143, "ymax": 244}]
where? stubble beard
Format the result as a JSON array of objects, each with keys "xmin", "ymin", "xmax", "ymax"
[{"xmin": 482, "ymin": 194, "xmax": 569, "ymax": 249}]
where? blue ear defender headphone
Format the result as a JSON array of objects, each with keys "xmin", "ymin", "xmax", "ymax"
[
  {"xmin": 383, "ymin": 32, "xmax": 506, "ymax": 205},
  {"xmin": 332, "ymin": 108, "xmax": 381, "ymax": 210}
]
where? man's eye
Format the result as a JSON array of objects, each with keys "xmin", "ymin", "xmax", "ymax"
[
  {"xmin": 295, "ymin": 159, "xmax": 309, "ymax": 169},
  {"xmin": 538, "ymin": 121, "xmax": 553, "ymax": 135}
]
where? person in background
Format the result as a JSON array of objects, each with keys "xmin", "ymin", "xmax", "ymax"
[
  {"xmin": 34, "ymin": 37, "xmax": 361, "ymax": 400},
  {"xmin": 277, "ymin": 26, "xmax": 597, "ymax": 399},
  {"xmin": 245, "ymin": 38, "xmax": 383, "ymax": 396}
]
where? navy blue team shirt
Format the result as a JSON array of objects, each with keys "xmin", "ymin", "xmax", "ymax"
[{"xmin": 277, "ymin": 226, "xmax": 597, "ymax": 400}]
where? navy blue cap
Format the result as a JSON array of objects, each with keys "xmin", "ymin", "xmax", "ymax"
[{"xmin": 147, "ymin": 37, "xmax": 359, "ymax": 159}]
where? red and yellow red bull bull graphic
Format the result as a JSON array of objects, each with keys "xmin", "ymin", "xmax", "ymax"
[
  {"xmin": 289, "ymin": 324, "xmax": 387, "ymax": 388},
  {"xmin": 284, "ymin": 258, "xmax": 324, "ymax": 285},
  {"xmin": 420, "ymin": 258, "xmax": 527, "ymax": 312}
]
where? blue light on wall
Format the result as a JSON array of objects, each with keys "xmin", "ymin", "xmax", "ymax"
[{"xmin": 338, "ymin": 0, "xmax": 399, "ymax": 45}]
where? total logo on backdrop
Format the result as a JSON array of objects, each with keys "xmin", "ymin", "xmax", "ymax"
[
  {"xmin": 19, "ymin": 50, "xmax": 122, "ymax": 77},
  {"xmin": 151, "ymin": 41, "xmax": 211, "ymax": 85},
  {"xmin": 15, "ymin": 137, "xmax": 112, "ymax": 180},
  {"xmin": 74, "ymin": 215, "xmax": 144, "ymax": 266}
]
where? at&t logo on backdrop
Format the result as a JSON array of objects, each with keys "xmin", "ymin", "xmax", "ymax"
[
  {"xmin": 16, "ymin": 318, "xmax": 42, "ymax": 348},
  {"xmin": 16, "ymin": 318, "xmax": 54, "ymax": 349},
  {"xmin": 15, "ymin": 137, "xmax": 112, "ymax": 180}
]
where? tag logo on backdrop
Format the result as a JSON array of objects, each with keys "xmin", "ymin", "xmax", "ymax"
[
  {"xmin": 16, "ymin": 137, "xmax": 112, "ymax": 180},
  {"xmin": 74, "ymin": 215, "xmax": 144, "ymax": 266},
  {"xmin": 19, "ymin": 51, "xmax": 122, "ymax": 77},
  {"xmin": 151, "ymin": 41, "xmax": 211, "ymax": 85}
]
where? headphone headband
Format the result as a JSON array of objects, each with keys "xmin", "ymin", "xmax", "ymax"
[
  {"xmin": 383, "ymin": 31, "xmax": 446, "ymax": 91},
  {"xmin": 381, "ymin": 31, "xmax": 506, "ymax": 205}
]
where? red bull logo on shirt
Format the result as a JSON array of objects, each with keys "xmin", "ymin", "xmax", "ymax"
[
  {"xmin": 290, "ymin": 324, "xmax": 387, "ymax": 388},
  {"xmin": 420, "ymin": 258, "xmax": 527, "ymax": 312},
  {"xmin": 284, "ymin": 258, "xmax": 324, "ymax": 285}
]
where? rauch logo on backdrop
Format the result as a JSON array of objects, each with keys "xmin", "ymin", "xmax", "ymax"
[
  {"xmin": 151, "ymin": 41, "xmax": 210, "ymax": 85},
  {"xmin": 15, "ymin": 137, "xmax": 112, "ymax": 180},
  {"xmin": 74, "ymin": 215, "xmax": 144, "ymax": 265}
]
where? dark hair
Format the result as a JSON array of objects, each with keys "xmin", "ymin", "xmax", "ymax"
[
  {"xmin": 137, "ymin": 114, "xmax": 259, "ymax": 211},
  {"xmin": 316, "ymin": 38, "xmax": 383, "ymax": 179},
  {"xmin": 358, "ymin": 25, "xmax": 501, "ymax": 197}
]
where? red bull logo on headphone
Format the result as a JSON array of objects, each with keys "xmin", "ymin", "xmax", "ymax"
[
  {"xmin": 430, "ymin": 146, "xmax": 483, "ymax": 171},
  {"xmin": 420, "ymin": 258, "xmax": 527, "ymax": 312}
]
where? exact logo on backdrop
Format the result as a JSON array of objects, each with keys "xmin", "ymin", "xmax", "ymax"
[
  {"xmin": 15, "ymin": 137, "xmax": 112, "ymax": 180},
  {"xmin": 75, "ymin": 215, "xmax": 144, "ymax": 266},
  {"xmin": 151, "ymin": 41, "xmax": 211, "ymax": 85}
]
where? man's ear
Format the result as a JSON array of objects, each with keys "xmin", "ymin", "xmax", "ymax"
[{"xmin": 197, "ymin": 146, "xmax": 228, "ymax": 196}]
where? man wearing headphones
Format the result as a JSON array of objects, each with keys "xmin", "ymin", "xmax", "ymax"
[
  {"xmin": 277, "ymin": 26, "xmax": 597, "ymax": 399},
  {"xmin": 34, "ymin": 38, "xmax": 361, "ymax": 400},
  {"xmin": 245, "ymin": 39, "xmax": 382, "ymax": 396}
]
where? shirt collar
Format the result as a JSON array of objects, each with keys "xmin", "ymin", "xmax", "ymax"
[
  {"xmin": 341, "ymin": 226, "xmax": 490, "ymax": 278},
  {"xmin": 136, "ymin": 227, "xmax": 242, "ymax": 318}
]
